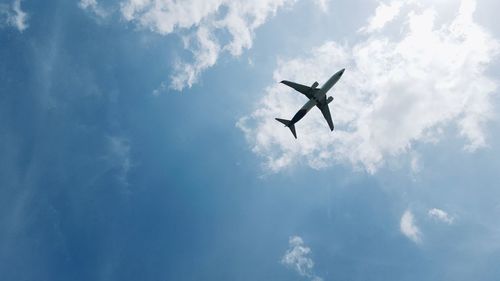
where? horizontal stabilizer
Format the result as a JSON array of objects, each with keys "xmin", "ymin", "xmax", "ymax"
[
  {"xmin": 275, "ymin": 118, "xmax": 297, "ymax": 139},
  {"xmin": 275, "ymin": 118, "xmax": 290, "ymax": 126}
]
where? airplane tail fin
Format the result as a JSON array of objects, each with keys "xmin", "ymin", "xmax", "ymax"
[{"xmin": 275, "ymin": 118, "xmax": 297, "ymax": 139}]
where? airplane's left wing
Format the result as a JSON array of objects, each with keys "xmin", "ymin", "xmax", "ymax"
[
  {"xmin": 281, "ymin": 81, "xmax": 314, "ymax": 99},
  {"xmin": 317, "ymin": 101, "xmax": 334, "ymax": 131}
]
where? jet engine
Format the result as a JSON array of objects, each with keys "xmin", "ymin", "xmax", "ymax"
[
  {"xmin": 311, "ymin": 81, "xmax": 319, "ymax": 89},
  {"xmin": 327, "ymin": 96, "xmax": 334, "ymax": 104}
]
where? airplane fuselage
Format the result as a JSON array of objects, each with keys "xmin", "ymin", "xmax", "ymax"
[
  {"xmin": 290, "ymin": 68, "xmax": 345, "ymax": 125},
  {"xmin": 276, "ymin": 68, "xmax": 344, "ymax": 138}
]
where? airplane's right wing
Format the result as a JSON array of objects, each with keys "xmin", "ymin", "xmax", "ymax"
[
  {"xmin": 317, "ymin": 101, "xmax": 334, "ymax": 131},
  {"xmin": 281, "ymin": 81, "xmax": 314, "ymax": 99}
]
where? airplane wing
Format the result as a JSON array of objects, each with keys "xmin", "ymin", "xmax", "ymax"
[
  {"xmin": 281, "ymin": 80, "xmax": 314, "ymax": 99},
  {"xmin": 317, "ymin": 99, "xmax": 334, "ymax": 131}
]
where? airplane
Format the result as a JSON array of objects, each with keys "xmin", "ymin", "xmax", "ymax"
[{"xmin": 276, "ymin": 68, "xmax": 345, "ymax": 138}]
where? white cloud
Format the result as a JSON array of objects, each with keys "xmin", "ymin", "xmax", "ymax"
[
  {"xmin": 79, "ymin": 0, "xmax": 98, "ymax": 10},
  {"xmin": 238, "ymin": 0, "xmax": 500, "ymax": 173},
  {"xmin": 400, "ymin": 209, "xmax": 422, "ymax": 243},
  {"xmin": 170, "ymin": 25, "xmax": 221, "ymax": 91},
  {"xmin": 410, "ymin": 151, "xmax": 421, "ymax": 174},
  {"xmin": 313, "ymin": 0, "xmax": 329, "ymax": 12},
  {"xmin": 359, "ymin": 0, "xmax": 403, "ymax": 33},
  {"xmin": 428, "ymin": 208, "xmax": 454, "ymax": 224},
  {"xmin": 78, "ymin": 0, "xmax": 107, "ymax": 18},
  {"xmin": 10, "ymin": 0, "xmax": 26, "ymax": 31},
  {"xmin": 119, "ymin": 0, "xmax": 329, "ymax": 91},
  {"xmin": 281, "ymin": 236, "xmax": 323, "ymax": 281},
  {"xmin": 0, "ymin": 0, "xmax": 28, "ymax": 32}
]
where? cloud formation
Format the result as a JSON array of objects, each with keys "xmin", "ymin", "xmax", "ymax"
[
  {"xmin": 428, "ymin": 208, "xmax": 454, "ymax": 224},
  {"xmin": 78, "ymin": 0, "xmax": 107, "ymax": 18},
  {"xmin": 400, "ymin": 209, "xmax": 422, "ymax": 243},
  {"xmin": 281, "ymin": 236, "xmax": 323, "ymax": 281},
  {"xmin": 0, "ymin": 0, "xmax": 28, "ymax": 32},
  {"xmin": 359, "ymin": 0, "xmax": 402, "ymax": 33},
  {"xmin": 238, "ymin": 0, "xmax": 500, "ymax": 173},
  {"xmin": 119, "ymin": 0, "xmax": 329, "ymax": 91}
]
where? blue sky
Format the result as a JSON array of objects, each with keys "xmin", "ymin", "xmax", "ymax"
[{"xmin": 1, "ymin": 0, "xmax": 500, "ymax": 280}]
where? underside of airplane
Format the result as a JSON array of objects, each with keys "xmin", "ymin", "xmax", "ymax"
[{"xmin": 275, "ymin": 68, "xmax": 345, "ymax": 138}]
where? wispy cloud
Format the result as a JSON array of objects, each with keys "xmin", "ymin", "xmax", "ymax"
[
  {"xmin": 359, "ymin": 0, "xmax": 403, "ymax": 33},
  {"xmin": 400, "ymin": 209, "xmax": 422, "ymax": 243},
  {"xmin": 78, "ymin": 0, "xmax": 107, "ymax": 18},
  {"xmin": 78, "ymin": 0, "xmax": 98, "ymax": 10},
  {"xmin": 106, "ymin": 136, "xmax": 132, "ymax": 185},
  {"xmin": 79, "ymin": 0, "xmax": 332, "ymax": 91},
  {"xmin": 0, "ymin": 0, "xmax": 28, "ymax": 32},
  {"xmin": 313, "ymin": 0, "xmax": 329, "ymax": 12},
  {"xmin": 238, "ymin": 0, "xmax": 499, "ymax": 173},
  {"xmin": 428, "ymin": 208, "xmax": 454, "ymax": 224},
  {"xmin": 119, "ymin": 0, "xmax": 329, "ymax": 91},
  {"xmin": 281, "ymin": 236, "xmax": 323, "ymax": 281}
]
